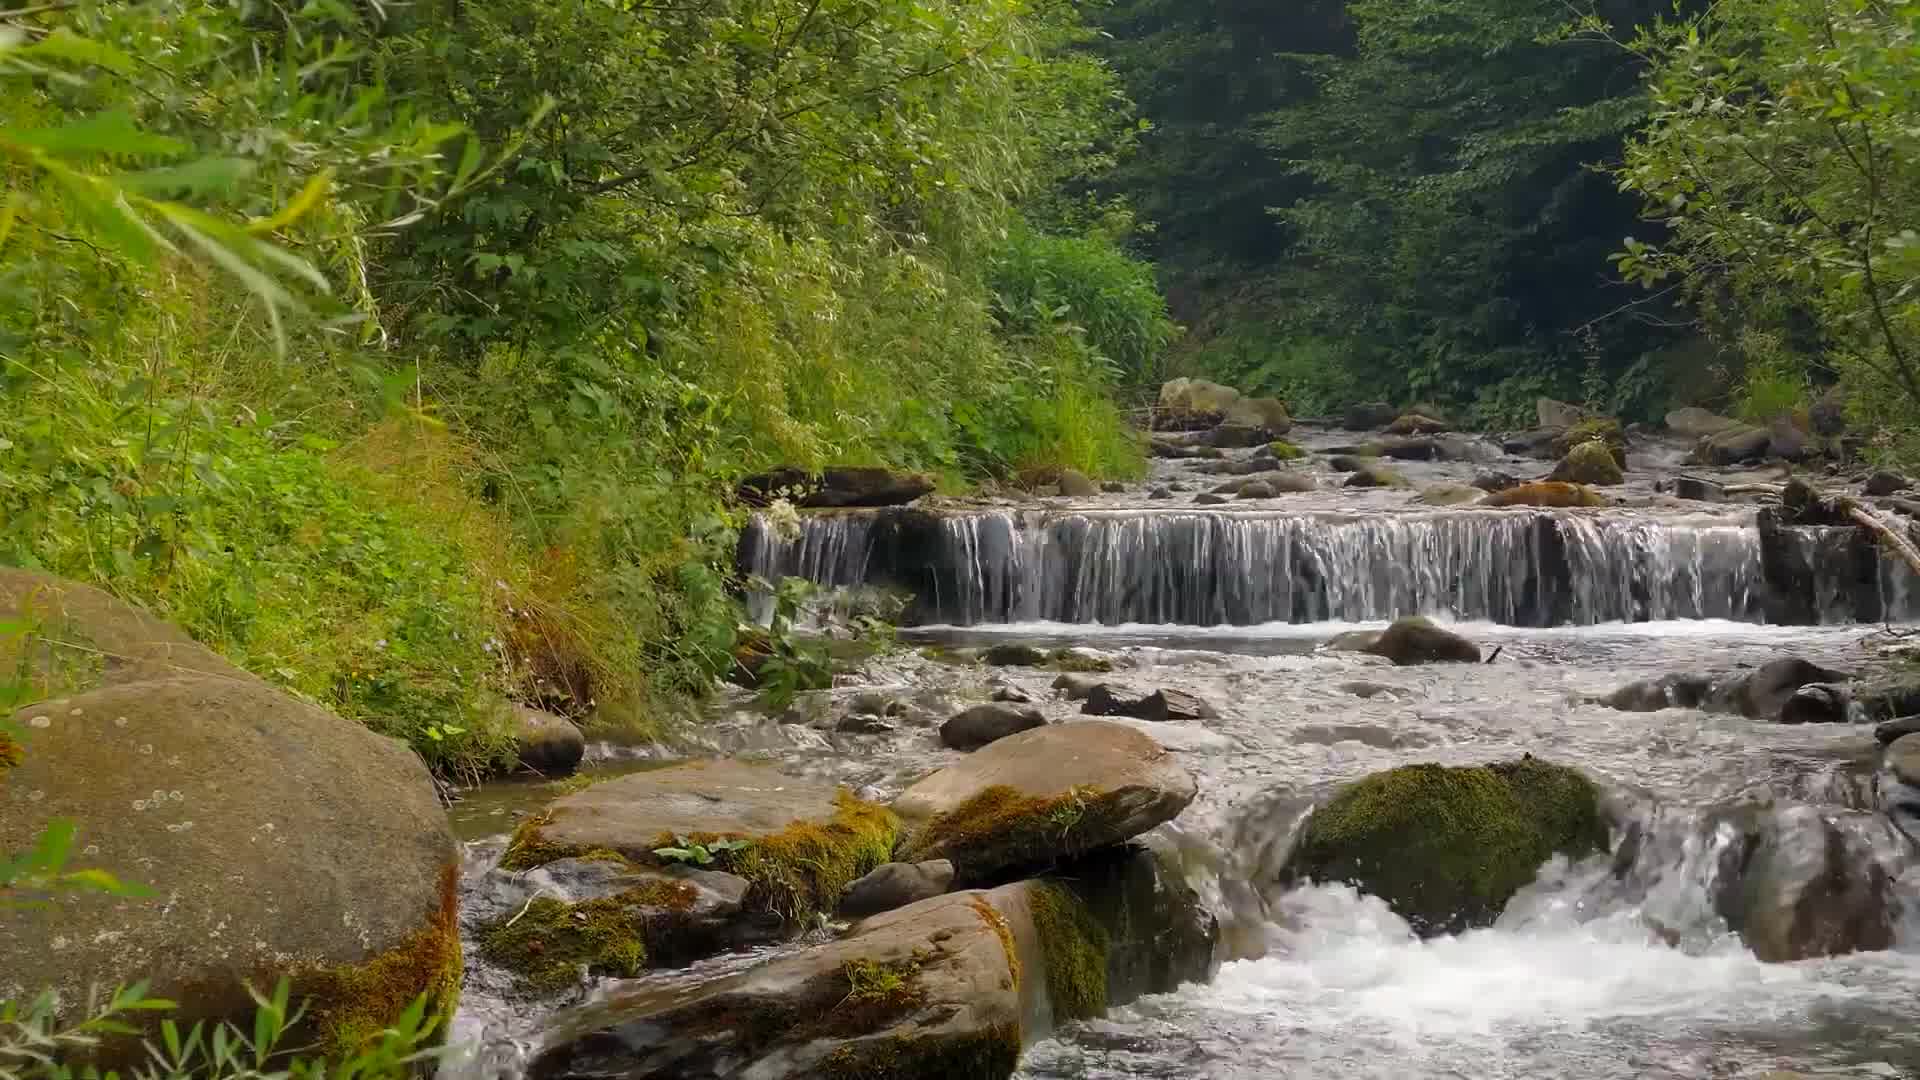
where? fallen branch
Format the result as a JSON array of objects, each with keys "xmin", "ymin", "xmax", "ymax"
[
  {"xmin": 1722, "ymin": 483, "xmax": 1785, "ymax": 497},
  {"xmin": 1839, "ymin": 496, "xmax": 1920, "ymax": 579}
]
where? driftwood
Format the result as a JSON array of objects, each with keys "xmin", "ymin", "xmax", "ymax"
[
  {"xmin": 1722, "ymin": 483, "xmax": 1786, "ymax": 497},
  {"xmin": 1778, "ymin": 476, "xmax": 1920, "ymax": 579},
  {"xmin": 1841, "ymin": 497, "xmax": 1920, "ymax": 580}
]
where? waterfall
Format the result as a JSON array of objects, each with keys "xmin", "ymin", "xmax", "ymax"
[{"xmin": 740, "ymin": 507, "xmax": 1920, "ymax": 627}]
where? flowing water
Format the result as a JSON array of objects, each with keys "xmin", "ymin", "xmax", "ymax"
[{"xmin": 455, "ymin": 426, "xmax": 1920, "ymax": 1079}]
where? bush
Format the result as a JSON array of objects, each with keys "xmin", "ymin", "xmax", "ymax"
[{"xmin": 990, "ymin": 223, "xmax": 1179, "ymax": 387}]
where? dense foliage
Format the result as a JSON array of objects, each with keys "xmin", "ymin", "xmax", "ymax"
[{"xmin": 0, "ymin": 0, "xmax": 1169, "ymax": 773}]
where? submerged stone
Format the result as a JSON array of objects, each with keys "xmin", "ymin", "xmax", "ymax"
[
  {"xmin": 1080, "ymin": 685, "xmax": 1218, "ymax": 723},
  {"xmin": 942, "ymin": 703, "xmax": 1047, "ymax": 750},
  {"xmin": 1361, "ymin": 616, "xmax": 1480, "ymax": 665}
]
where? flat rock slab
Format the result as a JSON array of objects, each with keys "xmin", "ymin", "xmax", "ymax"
[
  {"xmin": 893, "ymin": 722, "xmax": 1197, "ymax": 882},
  {"xmin": 521, "ymin": 760, "xmax": 849, "ymax": 862}
]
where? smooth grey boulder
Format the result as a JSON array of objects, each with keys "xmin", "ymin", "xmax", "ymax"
[
  {"xmin": 941, "ymin": 703, "xmax": 1047, "ymax": 751},
  {"xmin": 1081, "ymin": 684, "xmax": 1218, "ymax": 722},
  {"xmin": 838, "ymin": 859, "xmax": 956, "ymax": 918},
  {"xmin": 514, "ymin": 705, "xmax": 586, "ymax": 775}
]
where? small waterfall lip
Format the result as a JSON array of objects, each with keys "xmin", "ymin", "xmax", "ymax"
[{"xmin": 741, "ymin": 503, "xmax": 1917, "ymax": 629}]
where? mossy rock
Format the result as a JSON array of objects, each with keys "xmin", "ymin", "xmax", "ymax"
[
  {"xmin": 1479, "ymin": 481, "xmax": 1608, "ymax": 508},
  {"xmin": 893, "ymin": 721, "xmax": 1196, "ymax": 883},
  {"xmin": 1385, "ymin": 413, "xmax": 1450, "ymax": 436},
  {"xmin": 1281, "ymin": 757, "xmax": 1609, "ymax": 935},
  {"xmin": 1550, "ymin": 418, "xmax": 1626, "ymax": 461},
  {"xmin": 1360, "ymin": 616, "xmax": 1480, "ymax": 665},
  {"xmin": 2, "ymin": 674, "xmax": 460, "ymax": 1058},
  {"xmin": 503, "ymin": 759, "xmax": 898, "ymax": 926},
  {"xmin": 1343, "ymin": 466, "xmax": 1410, "ymax": 489},
  {"xmin": 1265, "ymin": 439, "xmax": 1307, "ymax": 461},
  {"xmin": 1417, "ymin": 483, "xmax": 1484, "ymax": 506},
  {"xmin": 1548, "ymin": 439, "xmax": 1625, "ymax": 486}
]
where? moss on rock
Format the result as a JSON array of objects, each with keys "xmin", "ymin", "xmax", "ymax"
[
  {"xmin": 1550, "ymin": 440, "xmax": 1625, "ymax": 486},
  {"xmin": 1282, "ymin": 757, "xmax": 1607, "ymax": 936},
  {"xmin": 902, "ymin": 784, "xmax": 1123, "ymax": 879},
  {"xmin": 301, "ymin": 863, "xmax": 464, "ymax": 1055},
  {"xmin": 818, "ymin": 1024, "xmax": 1023, "ymax": 1080},
  {"xmin": 687, "ymin": 790, "xmax": 899, "ymax": 924},
  {"xmin": 1266, "ymin": 439, "xmax": 1307, "ymax": 461},
  {"xmin": 1479, "ymin": 481, "xmax": 1608, "ymax": 508},
  {"xmin": 1046, "ymin": 648, "xmax": 1113, "ymax": 674},
  {"xmin": 1028, "ymin": 882, "xmax": 1109, "ymax": 1023},
  {"xmin": 1552, "ymin": 418, "xmax": 1626, "ymax": 460},
  {"xmin": 479, "ymin": 878, "xmax": 700, "ymax": 994}
]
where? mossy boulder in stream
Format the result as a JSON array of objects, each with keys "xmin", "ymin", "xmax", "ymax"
[
  {"xmin": 1479, "ymin": 481, "xmax": 1608, "ymax": 508},
  {"xmin": 1280, "ymin": 757, "xmax": 1609, "ymax": 935},
  {"xmin": 893, "ymin": 721, "xmax": 1197, "ymax": 884},
  {"xmin": 1549, "ymin": 439, "xmax": 1626, "ymax": 486},
  {"xmin": 2, "ymin": 672, "xmax": 460, "ymax": 1056},
  {"xmin": 502, "ymin": 759, "xmax": 899, "ymax": 927}
]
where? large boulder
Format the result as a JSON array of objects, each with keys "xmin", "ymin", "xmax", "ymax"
[
  {"xmin": 1697, "ymin": 425, "xmax": 1772, "ymax": 465},
  {"xmin": 893, "ymin": 722, "xmax": 1196, "ymax": 883},
  {"xmin": 1711, "ymin": 658, "xmax": 1852, "ymax": 720},
  {"xmin": 1666, "ymin": 407, "xmax": 1742, "ymax": 440},
  {"xmin": 1343, "ymin": 466, "xmax": 1410, "ymax": 489},
  {"xmin": 1279, "ymin": 757, "xmax": 1608, "ymax": 935},
  {"xmin": 1055, "ymin": 469, "xmax": 1100, "ymax": 498},
  {"xmin": 527, "ymin": 855, "xmax": 1215, "ymax": 1080},
  {"xmin": 1718, "ymin": 806, "xmax": 1895, "ymax": 963},
  {"xmin": 1549, "ymin": 419, "xmax": 1627, "ymax": 463},
  {"xmin": 1157, "ymin": 378, "xmax": 1242, "ymax": 429},
  {"xmin": 1225, "ymin": 396, "xmax": 1292, "ymax": 434},
  {"xmin": 1768, "ymin": 418, "xmax": 1810, "ymax": 462},
  {"xmin": 1361, "ymin": 616, "xmax": 1480, "ymax": 665},
  {"xmin": 501, "ymin": 759, "xmax": 898, "ymax": 926},
  {"xmin": 1549, "ymin": 440, "xmax": 1626, "ymax": 486},
  {"xmin": 737, "ymin": 467, "xmax": 935, "ymax": 509},
  {"xmin": 1207, "ymin": 424, "xmax": 1271, "ymax": 449},
  {"xmin": 513, "ymin": 704, "xmax": 586, "ymax": 775},
  {"xmin": 1385, "ymin": 413, "xmax": 1451, "ymax": 436},
  {"xmin": 2, "ymin": 675, "xmax": 460, "ymax": 1054},
  {"xmin": 942, "ymin": 704, "xmax": 1047, "ymax": 751}
]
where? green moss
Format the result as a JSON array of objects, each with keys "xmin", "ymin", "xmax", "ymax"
[
  {"xmin": 302, "ymin": 863, "xmax": 463, "ymax": 1055},
  {"xmin": 1283, "ymin": 758, "xmax": 1606, "ymax": 936},
  {"xmin": 817, "ymin": 1024, "xmax": 1023, "ymax": 1080},
  {"xmin": 1266, "ymin": 439, "xmax": 1307, "ymax": 461},
  {"xmin": 696, "ymin": 790, "xmax": 900, "ymax": 924},
  {"xmin": 1045, "ymin": 648, "xmax": 1112, "ymax": 674},
  {"xmin": 498, "ymin": 813, "xmax": 636, "ymax": 872},
  {"xmin": 1553, "ymin": 418, "xmax": 1625, "ymax": 458},
  {"xmin": 478, "ymin": 878, "xmax": 699, "ymax": 993},
  {"xmin": 968, "ymin": 895, "xmax": 1021, "ymax": 992},
  {"xmin": 1028, "ymin": 882, "xmax": 1108, "ymax": 1022},
  {"xmin": 904, "ymin": 784, "xmax": 1121, "ymax": 880}
]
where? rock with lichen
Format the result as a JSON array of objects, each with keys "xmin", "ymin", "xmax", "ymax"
[
  {"xmin": 0, "ymin": 582, "xmax": 459, "ymax": 1060},
  {"xmin": 892, "ymin": 721, "xmax": 1196, "ymax": 884},
  {"xmin": 502, "ymin": 759, "xmax": 898, "ymax": 930},
  {"xmin": 1279, "ymin": 757, "xmax": 1608, "ymax": 935},
  {"xmin": 1549, "ymin": 439, "xmax": 1626, "ymax": 486},
  {"xmin": 528, "ymin": 856, "xmax": 1215, "ymax": 1080}
]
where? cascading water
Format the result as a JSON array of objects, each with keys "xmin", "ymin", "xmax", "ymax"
[{"xmin": 742, "ymin": 507, "xmax": 1918, "ymax": 626}]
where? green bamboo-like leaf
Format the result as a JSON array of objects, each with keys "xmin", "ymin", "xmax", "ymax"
[
  {"xmin": 8, "ymin": 110, "xmax": 186, "ymax": 159},
  {"xmin": 21, "ymin": 27, "xmax": 136, "ymax": 75},
  {"xmin": 118, "ymin": 158, "xmax": 256, "ymax": 199}
]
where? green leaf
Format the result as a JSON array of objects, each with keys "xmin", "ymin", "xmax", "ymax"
[
  {"xmin": 8, "ymin": 110, "xmax": 187, "ymax": 158},
  {"xmin": 22, "ymin": 27, "xmax": 136, "ymax": 75},
  {"xmin": 118, "ymin": 158, "xmax": 256, "ymax": 199}
]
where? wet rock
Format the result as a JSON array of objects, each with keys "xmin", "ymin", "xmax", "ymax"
[
  {"xmin": 983, "ymin": 643, "xmax": 1049, "ymax": 667},
  {"xmin": 1715, "ymin": 658, "xmax": 1852, "ymax": 720},
  {"xmin": 737, "ymin": 466, "xmax": 934, "ymax": 508},
  {"xmin": 1502, "ymin": 429, "xmax": 1563, "ymax": 458},
  {"xmin": 1698, "ymin": 425, "xmax": 1771, "ymax": 465},
  {"xmin": 1672, "ymin": 475, "xmax": 1726, "ymax": 502},
  {"xmin": 1056, "ymin": 469, "xmax": 1099, "ymax": 497},
  {"xmin": 1667, "ymin": 406, "xmax": 1742, "ymax": 440},
  {"xmin": 1342, "ymin": 401, "xmax": 1399, "ymax": 430},
  {"xmin": 1864, "ymin": 470, "xmax": 1910, "ymax": 496},
  {"xmin": 1847, "ymin": 672, "xmax": 1920, "ymax": 721},
  {"xmin": 1058, "ymin": 844, "xmax": 1219, "ymax": 1004},
  {"xmin": 1211, "ymin": 471, "xmax": 1315, "ymax": 496},
  {"xmin": 1279, "ymin": 757, "xmax": 1608, "ymax": 936},
  {"xmin": 1376, "ymin": 436, "xmax": 1449, "ymax": 461},
  {"xmin": 1479, "ymin": 481, "xmax": 1607, "ymax": 508},
  {"xmin": 1601, "ymin": 673, "xmax": 1713, "ymax": 712},
  {"xmin": 847, "ymin": 690, "xmax": 906, "ymax": 718},
  {"xmin": 1235, "ymin": 480, "xmax": 1277, "ymax": 500},
  {"xmin": 1361, "ymin": 616, "xmax": 1480, "ymax": 665},
  {"xmin": 1338, "ymin": 680, "xmax": 1400, "ymax": 699},
  {"xmin": 1046, "ymin": 647, "xmax": 1114, "ymax": 674},
  {"xmin": 514, "ymin": 705, "xmax": 587, "ymax": 775},
  {"xmin": 1158, "ymin": 377, "xmax": 1243, "ymax": 428},
  {"xmin": 1416, "ymin": 483, "xmax": 1484, "ymax": 506},
  {"xmin": 1053, "ymin": 673, "xmax": 1105, "ymax": 701},
  {"xmin": 1779, "ymin": 684, "xmax": 1850, "ymax": 725},
  {"xmin": 990, "ymin": 684, "xmax": 1034, "ymax": 705},
  {"xmin": 1385, "ymin": 412, "xmax": 1451, "ymax": 436},
  {"xmin": 1720, "ymin": 805, "xmax": 1894, "ymax": 963},
  {"xmin": 1100, "ymin": 480, "xmax": 1127, "ymax": 494},
  {"xmin": 1225, "ymin": 395, "xmax": 1292, "ymax": 434},
  {"xmin": 838, "ymin": 859, "xmax": 956, "ymax": 918},
  {"xmin": 2, "ymin": 672, "xmax": 458, "ymax": 1052},
  {"xmin": 1343, "ymin": 466, "xmax": 1409, "ymax": 489},
  {"xmin": 1874, "ymin": 715, "xmax": 1920, "ymax": 745},
  {"xmin": 1081, "ymin": 685, "xmax": 1219, "ymax": 723},
  {"xmin": 941, "ymin": 703, "xmax": 1047, "ymax": 751},
  {"xmin": 1537, "ymin": 397, "xmax": 1588, "ymax": 429},
  {"xmin": 1322, "ymin": 629, "xmax": 1381, "ymax": 652},
  {"xmin": 1148, "ymin": 485, "xmax": 1174, "ymax": 500},
  {"xmin": 1208, "ymin": 424, "xmax": 1272, "ymax": 449},
  {"xmin": 894, "ymin": 721, "xmax": 1197, "ymax": 883},
  {"xmin": 1885, "ymin": 496, "xmax": 1920, "ymax": 518},
  {"xmin": 473, "ymin": 858, "xmax": 764, "ymax": 992},
  {"xmin": 1261, "ymin": 439, "xmax": 1307, "ymax": 461},
  {"xmin": 501, "ymin": 759, "xmax": 897, "ymax": 927},
  {"xmin": 836, "ymin": 712, "xmax": 899, "ymax": 735},
  {"xmin": 1548, "ymin": 440, "xmax": 1625, "ymax": 486},
  {"xmin": 1885, "ymin": 734, "xmax": 1920, "ymax": 786},
  {"xmin": 1768, "ymin": 418, "xmax": 1810, "ymax": 461},
  {"xmin": 1149, "ymin": 439, "xmax": 1224, "ymax": 460},
  {"xmin": 1327, "ymin": 454, "xmax": 1373, "ymax": 473},
  {"xmin": 1470, "ymin": 470, "xmax": 1523, "ymax": 493},
  {"xmin": 1193, "ymin": 493, "xmax": 1229, "ymax": 506}
]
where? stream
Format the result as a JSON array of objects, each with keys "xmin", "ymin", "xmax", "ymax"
[{"xmin": 450, "ymin": 424, "xmax": 1920, "ymax": 1079}]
